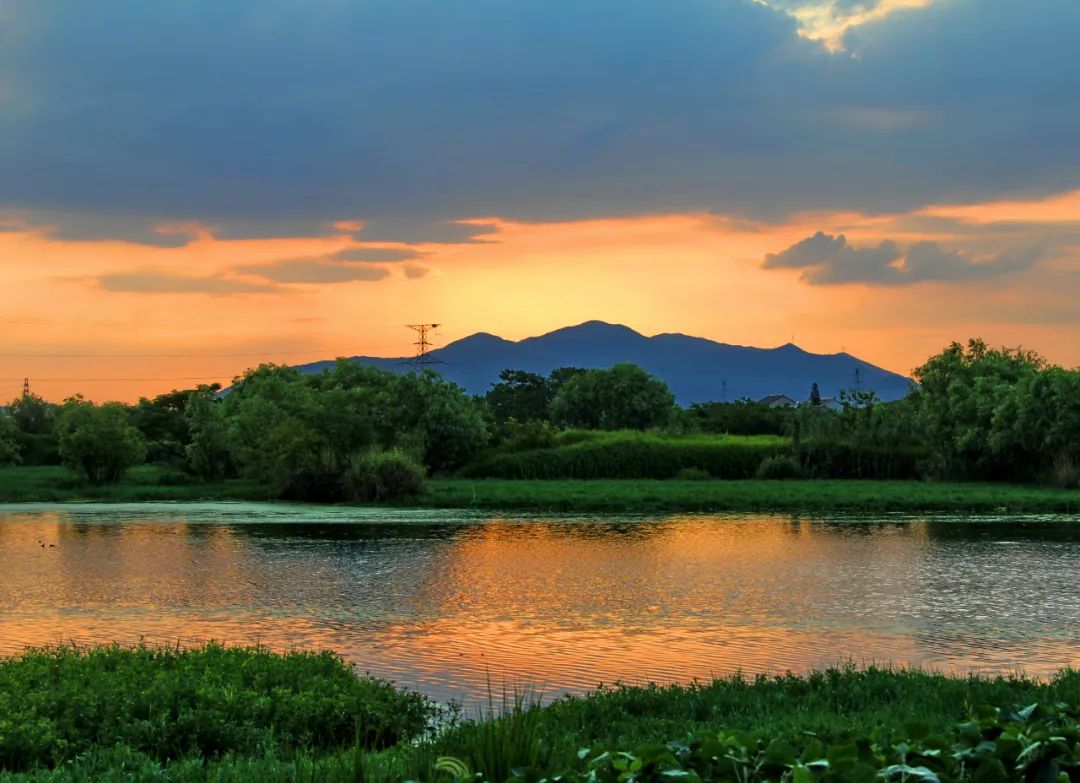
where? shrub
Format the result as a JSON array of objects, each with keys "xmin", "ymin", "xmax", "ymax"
[
  {"xmin": 756, "ymin": 455, "xmax": 803, "ymax": 479},
  {"xmin": 498, "ymin": 419, "xmax": 558, "ymax": 451},
  {"xmin": 1051, "ymin": 454, "xmax": 1080, "ymax": 489},
  {"xmin": 463, "ymin": 432, "xmax": 933, "ymax": 482},
  {"xmin": 0, "ymin": 644, "xmax": 435, "ymax": 772},
  {"xmin": 461, "ymin": 432, "xmax": 789, "ymax": 480},
  {"xmin": 673, "ymin": 467, "xmax": 711, "ymax": 480},
  {"xmin": 347, "ymin": 449, "xmax": 426, "ymax": 502},
  {"xmin": 800, "ymin": 440, "xmax": 926, "ymax": 480}
]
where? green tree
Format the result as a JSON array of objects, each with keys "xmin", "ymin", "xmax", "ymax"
[
  {"xmin": 391, "ymin": 371, "xmax": 490, "ymax": 472},
  {"xmin": 1008, "ymin": 368, "xmax": 1080, "ymax": 486},
  {"xmin": 218, "ymin": 361, "xmax": 486, "ymax": 497},
  {"xmin": 5, "ymin": 393, "xmax": 59, "ymax": 465},
  {"xmin": 55, "ymin": 399, "xmax": 147, "ymax": 484},
  {"xmin": 484, "ymin": 370, "xmax": 554, "ymax": 423},
  {"xmin": 550, "ymin": 363, "xmax": 676, "ymax": 430},
  {"xmin": 130, "ymin": 386, "xmax": 214, "ymax": 464},
  {"xmin": 687, "ymin": 400, "xmax": 791, "ymax": 436},
  {"xmin": 809, "ymin": 382, "xmax": 822, "ymax": 406},
  {"xmin": 0, "ymin": 413, "xmax": 21, "ymax": 465},
  {"xmin": 912, "ymin": 339, "xmax": 1044, "ymax": 480},
  {"xmin": 185, "ymin": 388, "xmax": 234, "ymax": 481}
]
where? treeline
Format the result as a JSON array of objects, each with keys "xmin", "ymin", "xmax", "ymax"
[{"xmin": 1, "ymin": 339, "xmax": 1078, "ymax": 497}]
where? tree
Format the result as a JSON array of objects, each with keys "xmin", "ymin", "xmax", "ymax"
[
  {"xmin": 1008, "ymin": 368, "xmax": 1080, "ymax": 486},
  {"xmin": 484, "ymin": 370, "xmax": 554, "ymax": 423},
  {"xmin": 687, "ymin": 400, "xmax": 791, "ymax": 436},
  {"xmin": 0, "ymin": 413, "xmax": 21, "ymax": 466},
  {"xmin": 5, "ymin": 393, "xmax": 59, "ymax": 465},
  {"xmin": 391, "ymin": 371, "xmax": 490, "ymax": 472},
  {"xmin": 185, "ymin": 388, "xmax": 233, "ymax": 481},
  {"xmin": 912, "ymin": 339, "xmax": 1044, "ymax": 480},
  {"xmin": 55, "ymin": 399, "xmax": 147, "ymax": 484},
  {"xmin": 217, "ymin": 361, "xmax": 489, "ymax": 498},
  {"xmin": 809, "ymin": 382, "xmax": 822, "ymax": 406},
  {"xmin": 550, "ymin": 363, "xmax": 676, "ymax": 430},
  {"xmin": 130, "ymin": 386, "xmax": 214, "ymax": 464}
]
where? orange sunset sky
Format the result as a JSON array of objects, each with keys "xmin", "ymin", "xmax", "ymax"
[{"xmin": 2, "ymin": 0, "xmax": 1079, "ymax": 401}]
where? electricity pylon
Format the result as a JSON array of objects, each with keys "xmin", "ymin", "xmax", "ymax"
[{"xmin": 405, "ymin": 324, "xmax": 443, "ymax": 369}]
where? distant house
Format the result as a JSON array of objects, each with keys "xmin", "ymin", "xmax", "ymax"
[
  {"xmin": 757, "ymin": 394, "xmax": 796, "ymax": 408},
  {"xmin": 819, "ymin": 397, "xmax": 844, "ymax": 412}
]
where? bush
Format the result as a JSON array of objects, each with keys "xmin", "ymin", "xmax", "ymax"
[
  {"xmin": 756, "ymin": 455, "xmax": 803, "ymax": 479},
  {"xmin": 497, "ymin": 419, "xmax": 558, "ymax": 451},
  {"xmin": 673, "ymin": 467, "xmax": 711, "ymax": 480},
  {"xmin": 800, "ymin": 440, "xmax": 926, "ymax": 480},
  {"xmin": 347, "ymin": 449, "xmax": 426, "ymax": 502},
  {"xmin": 461, "ymin": 432, "xmax": 789, "ymax": 480},
  {"xmin": 1051, "ymin": 454, "xmax": 1080, "ymax": 489},
  {"xmin": 0, "ymin": 644, "xmax": 435, "ymax": 772}
]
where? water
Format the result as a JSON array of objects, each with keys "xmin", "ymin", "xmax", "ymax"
[{"xmin": 1, "ymin": 503, "xmax": 1078, "ymax": 704}]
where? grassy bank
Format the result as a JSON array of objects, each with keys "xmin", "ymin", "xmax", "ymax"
[
  {"xmin": 0, "ymin": 465, "xmax": 1077, "ymax": 513},
  {"xmin": 1, "ymin": 645, "xmax": 1078, "ymax": 781},
  {"xmin": 462, "ymin": 430, "xmax": 925, "ymax": 481},
  {"xmin": 0, "ymin": 465, "xmax": 271, "ymax": 503},
  {"xmin": 419, "ymin": 478, "xmax": 1080, "ymax": 514}
]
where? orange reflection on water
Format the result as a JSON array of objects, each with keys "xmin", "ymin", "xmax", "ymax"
[{"xmin": 0, "ymin": 508, "xmax": 1077, "ymax": 703}]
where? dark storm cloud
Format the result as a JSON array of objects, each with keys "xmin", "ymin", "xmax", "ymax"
[
  {"xmin": 2, "ymin": 0, "xmax": 1079, "ymax": 240},
  {"xmin": 765, "ymin": 232, "xmax": 1045, "ymax": 285}
]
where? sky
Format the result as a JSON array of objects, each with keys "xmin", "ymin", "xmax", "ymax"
[{"xmin": 1, "ymin": 0, "xmax": 1079, "ymax": 401}]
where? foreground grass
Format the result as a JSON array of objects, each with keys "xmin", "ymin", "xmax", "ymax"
[
  {"xmin": 0, "ymin": 644, "xmax": 433, "ymax": 773},
  {"xmin": 0, "ymin": 466, "xmax": 1076, "ymax": 513},
  {"xmin": 1, "ymin": 645, "xmax": 1079, "ymax": 781},
  {"xmin": 421, "ymin": 478, "xmax": 1080, "ymax": 513}
]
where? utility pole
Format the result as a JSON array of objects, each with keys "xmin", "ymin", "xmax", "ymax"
[
  {"xmin": 404, "ymin": 324, "xmax": 443, "ymax": 370},
  {"xmin": 854, "ymin": 367, "xmax": 862, "ymax": 394},
  {"xmin": 22, "ymin": 377, "xmax": 30, "ymax": 398},
  {"xmin": 721, "ymin": 379, "xmax": 728, "ymax": 402}
]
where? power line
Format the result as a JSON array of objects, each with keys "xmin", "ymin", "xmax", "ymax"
[
  {"xmin": 0, "ymin": 376, "xmax": 228, "ymax": 383},
  {"xmin": 0, "ymin": 343, "xmax": 416, "ymax": 359}
]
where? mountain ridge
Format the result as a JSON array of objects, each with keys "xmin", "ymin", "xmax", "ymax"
[{"xmin": 295, "ymin": 321, "xmax": 911, "ymax": 404}]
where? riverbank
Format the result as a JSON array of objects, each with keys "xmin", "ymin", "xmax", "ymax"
[
  {"xmin": 1, "ymin": 465, "xmax": 1077, "ymax": 513},
  {"xmin": 1, "ymin": 644, "xmax": 1078, "ymax": 781},
  {"xmin": 421, "ymin": 477, "xmax": 1080, "ymax": 513}
]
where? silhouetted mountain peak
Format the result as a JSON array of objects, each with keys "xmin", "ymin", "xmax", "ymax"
[{"xmin": 298, "ymin": 321, "xmax": 911, "ymax": 405}]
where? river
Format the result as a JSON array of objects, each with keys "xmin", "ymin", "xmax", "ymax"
[{"xmin": 1, "ymin": 503, "xmax": 1077, "ymax": 703}]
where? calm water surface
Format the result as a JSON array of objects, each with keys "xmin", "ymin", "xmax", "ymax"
[{"xmin": 1, "ymin": 503, "xmax": 1078, "ymax": 703}]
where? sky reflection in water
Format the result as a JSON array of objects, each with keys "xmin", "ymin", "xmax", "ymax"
[{"xmin": 0, "ymin": 504, "xmax": 1077, "ymax": 703}]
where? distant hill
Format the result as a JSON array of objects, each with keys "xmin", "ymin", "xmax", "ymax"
[{"xmin": 294, "ymin": 321, "xmax": 911, "ymax": 405}]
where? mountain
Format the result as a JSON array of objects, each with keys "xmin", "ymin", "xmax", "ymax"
[{"xmin": 296, "ymin": 321, "xmax": 911, "ymax": 405}]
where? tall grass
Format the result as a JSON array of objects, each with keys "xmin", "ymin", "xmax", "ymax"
[
  {"xmin": 0, "ymin": 644, "xmax": 435, "ymax": 773},
  {"xmin": 461, "ymin": 431, "xmax": 790, "ymax": 480},
  {"xmin": 5, "ymin": 664, "xmax": 1080, "ymax": 781},
  {"xmin": 462, "ymin": 430, "xmax": 925, "ymax": 481}
]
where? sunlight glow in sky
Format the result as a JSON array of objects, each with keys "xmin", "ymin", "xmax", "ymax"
[{"xmin": 1, "ymin": 0, "xmax": 1077, "ymax": 401}]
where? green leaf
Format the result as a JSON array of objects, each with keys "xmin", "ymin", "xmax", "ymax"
[{"xmin": 764, "ymin": 739, "xmax": 798, "ymax": 766}]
